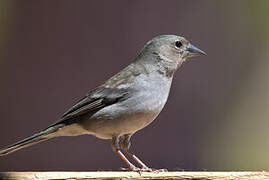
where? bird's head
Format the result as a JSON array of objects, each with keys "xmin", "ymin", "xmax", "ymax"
[{"xmin": 139, "ymin": 35, "xmax": 206, "ymax": 76}]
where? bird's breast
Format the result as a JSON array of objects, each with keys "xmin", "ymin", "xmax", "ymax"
[
  {"xmin": 82, "ymin": 73, "xmax": 173, "ymax": 139},
  {"xmin": 133, "ymin": 73, "xmax": 172, "ymax": 109}
]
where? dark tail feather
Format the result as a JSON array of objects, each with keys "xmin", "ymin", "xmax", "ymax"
[{"xmin": 0, "ymin": 124, "xmax": 64, "ymax": 156}]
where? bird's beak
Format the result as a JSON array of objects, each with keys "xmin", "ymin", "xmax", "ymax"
[{"xmin": 183, "ymin": 44, "xmax": 206, "ymax": 58}]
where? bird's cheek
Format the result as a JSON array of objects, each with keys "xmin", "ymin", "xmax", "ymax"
[
  {"xmin": 178, "ymin": 51, "xmax": 185, "ymax": 62},
  {"xmin": 176, "ymin": 58, "xmax": 185, "ymax": 70},
  {"xmin": 179, "ymin": 50, "xmax": 185, "ymax": 58},
  {"xmin": 182, "ymin": 51, "xmax": 189, "ymax": 59}
]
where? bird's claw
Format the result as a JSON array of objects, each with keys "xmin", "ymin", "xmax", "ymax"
[
  {"xmin": 120, "ymin": 166, "xmax": 140, "ymax": 172},
  {"xmin": 152, "ymin": 168, "xmax": 168, "ymax": 172},
  {"xmin": 140, "ymin": 166, "xmax": 153, "ymax": 172},
  {"xmin": 141, "ymin": 167, "xmax": 168, "ymax": 173},
  {"xmin": 120, "ymin": 166, "xmax": 152, "ymax": 172},
  {"xmin": 120, "ymin": 166, "xmax": 167, "ymax": 173}
]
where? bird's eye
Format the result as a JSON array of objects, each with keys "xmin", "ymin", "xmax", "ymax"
[{"xmin": 175, "ymin": 41, "xmax": 182, "ymax": 48}]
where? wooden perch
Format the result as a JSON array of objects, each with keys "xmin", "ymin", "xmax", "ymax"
[{"xmin": 0, "ymin": 171, "xmax": 269, "ymax": 180}]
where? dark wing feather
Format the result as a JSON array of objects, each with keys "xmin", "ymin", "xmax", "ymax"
[
  {"xmin": 61, "ymin": 62, "xmax": 141, "ymax": 119},
  {"xmin": 61, "ymin": 98, "xmax": 104, "ymax": 120},
  {"xmin": 61, "ymin": 86, "xmax": 129, "ymax": 121}
]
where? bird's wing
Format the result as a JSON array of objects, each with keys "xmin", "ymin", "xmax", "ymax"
[{"xmin": 61, "ymin": 86, "xmax": 129, "ymax": 121}]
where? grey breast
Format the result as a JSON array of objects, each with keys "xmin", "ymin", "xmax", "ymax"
[{"xmin": 83, "ymin": 72, "xmax": 173, "ymax": 139}]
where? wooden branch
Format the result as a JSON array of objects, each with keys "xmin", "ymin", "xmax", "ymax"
[{"xmin": 0, "ymin": 171, "xmax": 268, "ymax": 180}]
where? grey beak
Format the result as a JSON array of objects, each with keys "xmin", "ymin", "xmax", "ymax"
[{"xmin": 184, "ymin": 44, "xmax": 206, "ymax": 58}]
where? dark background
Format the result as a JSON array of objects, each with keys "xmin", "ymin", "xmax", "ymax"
[{"xmin": 1, "ymin": 0, "xmax": 269, "ymax": 171}]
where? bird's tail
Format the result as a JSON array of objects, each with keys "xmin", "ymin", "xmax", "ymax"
[{"xmin": 0, "ymin": 124, "xmax": 64, "ymax": 156}]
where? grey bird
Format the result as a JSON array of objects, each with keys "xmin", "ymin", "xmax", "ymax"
[{"xmin": 0, "ymin": 35, "xmax": 205, "ymax": 171}]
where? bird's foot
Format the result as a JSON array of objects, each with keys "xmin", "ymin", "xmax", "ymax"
[
  {"xmin": 141, "ymin": 167, "xmax": 168, "ymax": 173},
  {"xmin": 152, "ymin": 168, "xmax": 168, "ymax": 172},
  {"xmin": 120, "ymin": 166, "xmax": 167, "ymax": 173},
  {"xmin": 120, "ymin": 165, "xmax": 141, "ymax": 172},
  {"xmin": 120, "ymin": 165, "xmax": 152, "ymax": 172},
  {"xmin": 140, "ymin": 166, "xmax": 153, "ymax": 172}
]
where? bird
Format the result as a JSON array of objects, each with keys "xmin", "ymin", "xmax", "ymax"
[{"xmin": 0, "ymin": 35, "xmax": 206, "ymax": 171}]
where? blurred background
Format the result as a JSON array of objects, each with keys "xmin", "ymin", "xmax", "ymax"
[{"xmin": 0, "ymin": 0, "xmax": 269, "ymax": 171}]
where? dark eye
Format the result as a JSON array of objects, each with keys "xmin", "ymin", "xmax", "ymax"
[{"xmin": 175, "ymin": 41, "xmax": 182, "ymax": 48}]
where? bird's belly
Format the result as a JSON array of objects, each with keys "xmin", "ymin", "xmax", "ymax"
[
  {"xmin": 96, "ymin": 112, "xmax": 157, "ymax": 139},
  {"xmin": 81, "ymin": 98, "xmax": 165, "ymax": 139},
  {"xmin": 82, "ymin": 75, "xmax": 171, "ymax": 139}
]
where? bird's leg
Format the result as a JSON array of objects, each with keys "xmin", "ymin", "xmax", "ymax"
[
  {"xmin": 111, "ymin": 136, "xmax": 139, "ymax": 171},
  {"xmin": 120, "ymin": 134, "xmax": 151, "ymax": 171}
]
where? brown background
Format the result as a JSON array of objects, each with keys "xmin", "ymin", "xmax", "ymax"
[{"xmin": 0, "ymin": 0, "xmax": 269, "ymax": 171}]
